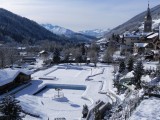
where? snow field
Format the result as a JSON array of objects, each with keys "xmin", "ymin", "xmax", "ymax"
[
  {"xmin": 15, "ymin": 64, "xmax": 114, "ymax": 119},
  {"xmin": 46, "ymin": 68, "xmax": 82, "ymax": 78},
  {"xmin": 130, "ymin": 97, "xmax": 160, "ymax": 120}
]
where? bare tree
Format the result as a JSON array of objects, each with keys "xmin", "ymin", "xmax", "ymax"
[
  {"xmin": 103, "ymin": 49, "xmax": 113, "ymax": 63},
  {"xmin": 103, "ymin": 43, "xmax": 116, "ymax": 63},
  {"xmin": 88, "ymin": 50, "xmax": 98, "ymax": 67},
  {"xmin": 6, "ymin": 48, "xmax": 19, "ymax": 66},
  {"xmin": 72, "ymin": 48, "xmax": 82, "ymax": 65},
  {"xmin": 63, "ymin": 48, "xmax": 71, "ymax": 64},
  {"xmin": 0, "ymin": 48, "xmax": 6, "ymax": 68}
]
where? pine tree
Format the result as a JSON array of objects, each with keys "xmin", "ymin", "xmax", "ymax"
[
  {"xmin": 82, "ymin": 104, "xmax": 88, "ymax": 118},
  {"xmin": 94, "ymin": 107, "xmax": 101, "ymax": 120},
  {"xmin": 127, "ymin": 56, "xmax": 134, "ymax": 72},
  {"xmin": 133, "ymin": 61, "xmax": 144, "ymax": 89},
  {"xmin": 156, "ymin": 65, "xmax": 160, "ymax": 77},
  {"xmin": 0, "ymin": 95, "xmax": 24, "ymax": 120},
  {"xmin": 119, "ymin": 60, "xmax": 125, "ymax": 73}
]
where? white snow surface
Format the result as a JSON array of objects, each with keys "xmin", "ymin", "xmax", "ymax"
[
  {"xmin": 147, "ymin": 33, "xmax": 158, "ymax": 39},
  {"xmin": 13, "ymin": 63, "xmax": 114, "ymax": 120},
  {"xmin": 130, "ymin": 97, "xmax": 160, "ymax": 120},
  {"xmin": 134, "ymin": 43, "xmax": 148, "ymax": 47}
]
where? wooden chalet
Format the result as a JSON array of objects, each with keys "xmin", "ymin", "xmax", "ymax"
[{"xmin": 0, "ymin": 69, "xmax": 32, "ymax": 94}]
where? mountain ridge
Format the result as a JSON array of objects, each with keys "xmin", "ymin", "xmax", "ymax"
[
  {"xmin": 0, "ymin": 8, "xmax": 69, "ymax": 44},
  {"xmin": 42, "ymin": 24, "xmax": 98, "ymax": 42},
  {"xmin": 79, "ymin": 29, "xmax": 110, "ymax": 38}
]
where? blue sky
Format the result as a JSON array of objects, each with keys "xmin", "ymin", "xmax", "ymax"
[{"xmin": 0, "ymin": 0, "xmax": 159, "ymax": 31}]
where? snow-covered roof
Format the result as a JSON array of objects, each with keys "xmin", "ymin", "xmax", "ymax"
[
  {"xmin": 141, "ymin": 75, "xmax": 151, "ymax": 83},
  {"xmin": 151, "ymin": 50, "xmax": 159, "ymax": 54},
  {"xmin": 96, "ymin": 38, "xmax": 108, "ymax": 44},
  {"xmin": 0, "ymin": 68, "xmax": 32, "ymax": 87},
  {"xmin": 120, "ymin": 71, "xmax": 134, "ymax": 81},
  {"xmin": 17, "ymin": 47, "xmax": 26, "ymax": 50},
  {"xmin": 142, "ymin": 32, "xmax": 153, "ymax": 36},
  {"xmin": 134, "ymin": 43, "xmax": 148, "ymax": 47},
  {"xmin": 147, "ymin": 33, "xmax": 158, "ymax": 39},
  {"xmin": 87, "ymin": 58, "xmax": 90, "ymax": 60},
  {"xmin": 39, "ymin": 50, "xmax": 49, "ymax": 54},
  {"xmin": 125, "ymin": 71, "xmax": 134, "ymax": 78},
  {"xmin": 133, "ymin": 53, "xmax": 138, "ymax": 56},
  {"xmin": 39, "ymin": 50, "xmax": 45, "ymax": 54}
]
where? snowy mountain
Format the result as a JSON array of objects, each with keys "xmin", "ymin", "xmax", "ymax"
[
  {"xmin": 42, "ymin": 24, "xmax": 98, "ymax": 42},
  {"xmin": 79, "ymin": 29, "xmax": 110, "ymax": 38},
  {"xmin": 42, "ymin": 24, "xmax": 75, "ymax": 37}
]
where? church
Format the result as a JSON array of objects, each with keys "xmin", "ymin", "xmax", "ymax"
[{"xmin": 144, "ymin": 3, "xmax": 152, "ymax": 32}]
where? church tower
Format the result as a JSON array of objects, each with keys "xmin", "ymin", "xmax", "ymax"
[{"xmin": 144, "ymin": 2, "xmax": 152, "ymax": 32}]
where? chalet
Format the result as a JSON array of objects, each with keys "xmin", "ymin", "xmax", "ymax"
[
  {"xmin": 134, "ymin": 43, "xmax": 149, "ymax": 54},
  {"xmin": 120, "ymin": 34, "xmax": 141, "ymax": 55},
  {"xmin": 0, "ymin": 68, "xmax": 32, "ymax": 94}
]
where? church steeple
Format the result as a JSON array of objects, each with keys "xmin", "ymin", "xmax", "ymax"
[
  {"xmin": 144, "ymin": 1, "xmax": 152, "ymax": 32},
  {"xmin": 147, "ymin": 1, "xmax": 151, "ymax": 17}
]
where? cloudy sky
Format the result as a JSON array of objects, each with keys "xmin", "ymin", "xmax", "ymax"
[{"xmin": 0, "ymin": 0, "xmax": 159, "ymax": 31}]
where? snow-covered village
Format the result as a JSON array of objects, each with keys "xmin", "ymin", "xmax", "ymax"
[{"xmin": 0, "ymin": 0, "xmax": 160, "ymax": 120}]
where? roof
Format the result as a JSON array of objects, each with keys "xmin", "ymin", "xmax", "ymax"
[
  {"xmin": 124, "ymin": 35, "xmax": 140, "ymax": 38},
  {"xmin": 120, "ymin": 71, "xmax": 134, "ymax": 81},
  {"xmin": 96, "ymin": 38, "xmax": 108, "ymax": 44},
  {"xmin": 0, "ymin": 68, "xmax": 32, "ymax": 87},
  {"xmin": 142, "ymin": 32, "xmax": 153, "ymax": 36},
  {"xmin": 141, "ymin": 75, "xmax": 151, "ymax": 83},
  {"xmin": 17, "ymin": 47, "xmax": 26, "ymax": 50},
  {"xmin": 125, "ymin": 71, "xmax": 134, "ymax": 78},
  {"xmin": 39, "ymin": 50, "xmax": 48, "ymax": 54},
  {"xmin": 134, "ymin": 43, "xmax": 148, "ymax": 47},
  {"xmin": 151, "ymin": 50, "xmax": 159, "ymax": 54},
  {"xmin": 147, "ymin": 33, "xmax": 158, "ymax": 39}
]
